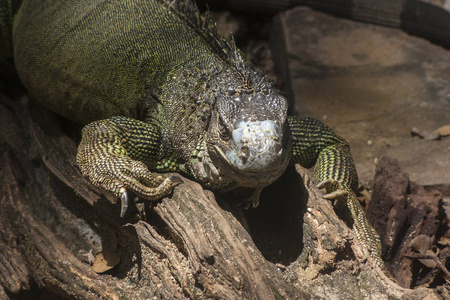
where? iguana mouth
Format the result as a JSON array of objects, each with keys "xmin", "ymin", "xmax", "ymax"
[
  {"xmin": 212, "ymin": 119, "xmax": 289, "ymax": 175},
  {"xmin": 213, "ymin": 145, "xmax": 282, "ymax": 174}
]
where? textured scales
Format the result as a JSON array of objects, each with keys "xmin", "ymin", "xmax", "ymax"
[{"xmin": 10, "ymin": 0, "xmax": 383, "ymax": 266}]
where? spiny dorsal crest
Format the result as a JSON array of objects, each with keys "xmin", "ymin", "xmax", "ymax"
[
  {"xmin": 158, "ymin": 0, "xmax": 247, "ymax": 69},
  {"xmin": 227, "ymin": 37, "xmax": 255, "ymax": 87}
]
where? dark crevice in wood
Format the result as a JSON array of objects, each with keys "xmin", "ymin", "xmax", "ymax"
[{"xmin": 244, "ymin": 164, "xmax": 307, "ymax": 265}]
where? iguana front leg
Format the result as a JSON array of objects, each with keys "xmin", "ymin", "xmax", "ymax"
[
  {"xmin": 288, "ymin": 116, "xmax": 383, "ymax": 267},
  {"xmin": 77, "ymin": 116, "xmax": 181, "ymax": 217}
]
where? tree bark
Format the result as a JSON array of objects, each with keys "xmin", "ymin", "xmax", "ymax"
[{"xmin": 0, "ymin": 94, "xmax": 439, "ymax": 299}]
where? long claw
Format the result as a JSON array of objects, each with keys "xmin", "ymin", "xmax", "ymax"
[
  {"xmin": 169, "ymin": 175, "xmax": 183, "ymax": 185},
  {"xmin": 120, "ymin": 187, "xmax": 128, "ymax": 218},
  {"xmin": 323, "ymin": 190, "xmax": 347, "ymax": 200},
  {"xmin": 243, "ymin": 188, "xmax": 261, "ymax": 209},
  {"xmin": 316, "ymin": 178, "xmax": 334, "ymax": 189}
]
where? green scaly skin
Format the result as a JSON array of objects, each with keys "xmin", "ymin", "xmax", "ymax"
[{"xmin": 8, "ymin": 0, "xmax": 383, "ymax": 267}]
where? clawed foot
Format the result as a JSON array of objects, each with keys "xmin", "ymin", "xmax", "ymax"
[
  {"xmin": 317, "ymin": 178, "xmax": 384, "ymax": 267},
  {"xmin": 119, "ymin": 187, "xmax": 128, "ymax": 218},
  {"xmin": 316, "ymin": 178, "xmax": 348, "ymax": 202},
  {"xmin": 316, "ymin": 179, "xmax": 349, "ymax": 204},
  {"xmin": 242, "ymin": 187, "xmax": 263, "ymax": 209},
  {"xmin": 316, "ymin": 178, "xmax": 353, "ymax": 225},
  {"xmin": 77, "ymin": 118, "xmax": 185, "ymax": 217},
  {"xmin": 118, "ymin": 175, "xmax": 183, "ymax": 217},
  {"xmin": 78, "ymin": 148, "xmax": 183, "ymax": 217},
  {"xmin": 243, "ymin": 198, "xmax": 258, "ymax": 210}
]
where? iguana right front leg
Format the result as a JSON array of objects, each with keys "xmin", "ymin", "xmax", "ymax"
[
  {"xmin": 288, "ymin": 116, "xmax": 383, "ymax": 267},
  {"xmin": 77, "ymin": 116, "xmax": 182, "ymax": 217}
]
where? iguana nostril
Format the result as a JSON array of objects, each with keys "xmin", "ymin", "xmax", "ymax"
[{"xmin": 240, "ymin": 146, "xmax": 249, "ymax": 163}]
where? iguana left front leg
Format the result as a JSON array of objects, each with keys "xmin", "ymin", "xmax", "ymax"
[
  {"xmin": 77, "ymin": 116, "xmax": 182, "ymax": 217},
  {"xmin": 288, "ymin": 116, "xmax": 383, "ymax": 267}
]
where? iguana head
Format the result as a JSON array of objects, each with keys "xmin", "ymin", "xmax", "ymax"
[{"xmin": 207, "ymin": 88, "xmax": 291, "ymax": 186}]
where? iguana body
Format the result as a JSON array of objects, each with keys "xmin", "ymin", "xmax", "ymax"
[{"xmin": 6, "ymin": 0, "xmax": 382, "ymax": 266}]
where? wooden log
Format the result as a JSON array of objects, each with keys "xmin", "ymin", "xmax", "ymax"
[{"xmin": 0, "ymin": 93, "xmax": 438, "ymax": 299}]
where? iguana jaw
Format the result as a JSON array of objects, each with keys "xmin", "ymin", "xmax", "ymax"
[
  {"xmin": 212, "ymin": 142, "xmax": 289, "ymax": 185},
  {"xmin": 222, "ymin": 119, "xmax": 287, "ymax": 172},
  {"xmin": 209, "ymin": 118, "xmax": 290, "ymax": 187}
]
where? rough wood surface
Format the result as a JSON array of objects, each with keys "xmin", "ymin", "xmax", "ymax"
[
  {"xmin": 0, "ymin": 91, "xmax": 440, "ymax": 299},
  {"xmin": 367, "ymin": 157, "xmax": 450, "ymax": 291}
]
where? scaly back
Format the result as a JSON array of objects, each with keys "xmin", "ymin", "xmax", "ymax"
[{"xmin": 13, "ymin": 0, "xmax": 235, "ymax": 124}]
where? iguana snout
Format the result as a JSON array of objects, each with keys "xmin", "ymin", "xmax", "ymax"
[
  {"xmin": 226, "ymin": 119, "xmax": 285, "ymax": 172},
  {"xmin": 211, "ymin": 91, "xmax": 290, "ymax": 176}
]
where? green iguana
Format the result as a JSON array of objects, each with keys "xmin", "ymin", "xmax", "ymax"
[{"xmin": 2, "ymin": 0, "xmax": 383, "ymax": 267}]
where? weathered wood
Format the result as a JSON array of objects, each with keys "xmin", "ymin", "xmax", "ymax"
[
  {"xmin": 0, "ymin": 93, "xmax": 439, "ymax": 299},
  {"xmin": 367, "ymin": 157, "xmax": 449, "ymax": 289}
]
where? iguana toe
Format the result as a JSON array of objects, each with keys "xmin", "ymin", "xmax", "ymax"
[
  {"xmin": 316, "ymin": 178, "xmax": 337, "ymax": 190},
  {"xmin": 322, "ymin": 189, "xmax": 347, "ymax": 200},
  {"xmin": 120, "ymin": 187, "xmax": 128, "ymax": 217},
  {"xmin": 242, "ymin": 187, "xmax": 262, "ymax": 209},
  {"xmin": 317, "ymin": 179, "xmax": 348, "ymax": 199},
  {"xmin": 316, "ymin": 178, "xmax": 351, "ymax": 208},
  {"xmin": 169, "ymin": 175, "xmax": 183, "ymax": 184}
]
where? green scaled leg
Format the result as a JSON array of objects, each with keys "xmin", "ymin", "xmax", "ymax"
[
  {"xmin": 288, "ymin": 116, "xmax": 383, "ymax": 267},
  {"xmin": 77, "ymin": 116, "xmax": 182, "ymax": 217}
]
